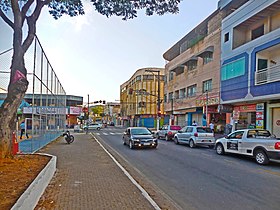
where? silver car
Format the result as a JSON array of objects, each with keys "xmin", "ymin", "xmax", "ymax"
[
  {"xmin": 83, "ymin": 123, "xmax": 103, "ymax": 131},
  {"xmin": 174, "ymin": 126, "xmax": 215, "ymax": 148},
  {"xmin": 215, "ymin": 129, "xmax": 280, "ymax": 165}
]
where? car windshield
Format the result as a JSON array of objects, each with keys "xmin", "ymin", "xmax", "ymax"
[
  {"xmin": 196, "ymin": 127, "xmax": 212, "ymax": 133},
  {"xmin": 131, "ymin": 128, "xmax": 151, "ymax": 135},
  {"xmin": 170, "ymin": 126, "xmax": 181, "ymax": 130}
]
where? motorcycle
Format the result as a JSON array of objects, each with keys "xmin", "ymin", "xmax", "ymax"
[{"xmin": 62, "ymin": 130, "xmax": 74, "ymax": 144}]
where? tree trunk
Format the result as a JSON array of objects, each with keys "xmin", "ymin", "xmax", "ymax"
[{"xmin": 0, "ymin": 52, "xmax": 28, "ymax": 159}]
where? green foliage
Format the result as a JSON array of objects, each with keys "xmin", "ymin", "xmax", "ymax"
[
  {"xmin": 0, "ymin": 0, "xmax": 181, "ymax": 20},
  {"xmin": 91, "ymin": 105, "xmax": 103, "ymax": 115}
]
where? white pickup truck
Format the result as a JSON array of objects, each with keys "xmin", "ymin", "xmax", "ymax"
[{"xmin": 215, "ymin": 129, "xmax": 280, "ymax": 165}]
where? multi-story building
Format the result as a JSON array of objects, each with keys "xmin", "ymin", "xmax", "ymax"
[
  {"xmin": 103, "ymin": 102, "xmax": 121, "ymax": 125},
  {"xmin": 220, "ymin": 0, "xmax": 280, "ymax": 136},
  {"xmin": 163, "ymin": 7, "xmax": 223, "ymax": 128},
  {"xmin": 120, "ymin": 68, "xmax": 165, "ymax": 128},
  {"xmin": 163, "ymin": 0, "xmax": 249, "ymax": 130}
]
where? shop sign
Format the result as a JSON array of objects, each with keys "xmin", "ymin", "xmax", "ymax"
[
  {"xmin": 256, "ymin": 111, "xmax": 264, "ymax": 120},
  {"xmin": 23, "ymin": 107, "xmax": 67, "ymax": 115},
  {"xmin": 256, "ymin": 120, "xmax": 264, "ymax": 129},
  {"xmin": 70, "ymin": 106, "xmax": 82, "ymax": 115},
  {"xmin": 256, "ymin": 103, "xmax": 265, "ymax": 111},
  {"xmin": 196, "ymin": 96, "xmax": 219, "ymax": 107},
  {"xmin": 276, "ymin": 120, "xmax": 280, "ymax": 126},
  {"xmin": 232, "ymin": 110, "xmax": 240, "ymax": 120},
  {"xmin": 235, "ymin": 104, "xmax": 256, "ymax": 112}
]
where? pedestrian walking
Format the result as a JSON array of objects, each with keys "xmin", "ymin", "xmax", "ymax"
[
  {"xmin": 209, "ymin": 121, "xmax": 215, "ymax": 133},
  {"xmin": 20, "ymin": 121, "xmax": 29, "ymax": 139}
]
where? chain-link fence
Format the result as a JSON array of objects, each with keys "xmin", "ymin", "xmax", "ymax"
[{"xmin": 0, "ymin": 36, "xmax": 66, "ymax": 153}]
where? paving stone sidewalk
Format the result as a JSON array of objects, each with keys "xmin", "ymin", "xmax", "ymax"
[{"xmin": 36, "ymin": 132, "xmax": 155, "ymax": 210}]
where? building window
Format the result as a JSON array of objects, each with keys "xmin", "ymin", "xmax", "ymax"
[
  {"xmin": 179, "ymin": 88, "xmax": 186, "ymax": 99},
  {"xmin": 143, "ymin": 75, "xmax": 154, "ymax": 80},
  {"xmin": 138, "ymin": 101, "xmax": 146, "ymax": 108},
  {"xmin": 203, "ymin": 79, "xmax": 212, "ymax": 93},
  {"xmin": 169, "ymin": 71, "xmax": 174, "ymax": 81},
  {"xmin": 174, "ymin": 90, "xmax": 179, "ymax": 99},
  {"xmin": 164, "ymin": 94, "xmax": 167, "ymax": 103},
  {"xmin": 202, "ymin": 52, "xmax": 213, "ymax": 65},
  {"xmin": 221, "ymin": 57, "xmax": 246, "ymax": 81},
  {"xmin": 168, "ymin": 92, "xmax": 173, "ymax": 102},
  {"xmin": 187, "ymin": 85, "xmax": 197, "ymax": 97},
  {"xmin": 136, "ymin": 75, "xmax": 141, "ymax": 82},
  {"xmin": 187, "ymin": 60, "xmax": 197, "ymax": 71},
  {"xmin": 224, "ymin": 32, "xmax": 229, "ymax": 42},
  {"xmin": 251, "ymin": 25, "xmax": 264, "ymax": 40}
]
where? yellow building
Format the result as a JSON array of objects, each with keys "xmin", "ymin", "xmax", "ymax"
[{"xmin": 120, "ymin": 67, "xmax": 165, "ymax": 128}]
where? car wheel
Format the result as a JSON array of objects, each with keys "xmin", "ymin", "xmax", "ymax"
[
  {"xmin": 174, "ymin": 137, "xmax": 179, "ymax": 145},
  {"xmin": 97, "ymin": 127, "xmax": 101, "ymax": 130},
  {"xmin": 216, "ymin": 143, "xmax": 224, "ymax": 155},
  {"xmin": 254, "ymin": 149, "xmax": 269, "ymax": 165},
  {"xmin": 189, "ymin": 139, "xmax": 195, "ymax": 148},
  {"xmin": 165, "ymin": 135, "xmax": 169, "ymax": 141},
  {"xmin": 129, "ymin": 141, "xmax": 134, "ymax": 149}
]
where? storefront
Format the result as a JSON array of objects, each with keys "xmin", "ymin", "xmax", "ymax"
[
  {"xmin": 232, "ymin": 104, "xmax": 257, "ymax": 130},
  {"xmin": 267, "ymin": 102, "xmax": 280, "ymax": 138}
]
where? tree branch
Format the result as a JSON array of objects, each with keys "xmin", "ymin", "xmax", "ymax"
[
  {"xmin": 11, "ymin": 0, "xmax": 21, "ymax": 25},
  {"xmin": 0, "ymin": 9, "xmax": 14, "ymax": 29},
  {"xmin": 21, "ymin": 0, "xmax": 35, "ymax": 18},
  {"xmin": 22, "ymin": 0, "xmax": 52, "ymax": 53}
]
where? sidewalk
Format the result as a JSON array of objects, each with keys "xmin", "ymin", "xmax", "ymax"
[{"xmin": 36, "ymin": 132, "xmax": 158, "ymax": 210}]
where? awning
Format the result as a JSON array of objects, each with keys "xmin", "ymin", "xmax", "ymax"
[
  {"xmin": 181, "ymin": 56, "xmax": 198, "ymax": 66},
  {"xmin": 196, "ymin": 46, "xmax": 214, "ymax": 57},
  {"xmin": 170, "ymin": 65, "xmax": 184, "ymax": 75}
]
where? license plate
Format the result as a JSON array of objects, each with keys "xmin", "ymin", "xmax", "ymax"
[{"xmin": 144, "ymin": 143, "xmax": 150, "ymax": 146}]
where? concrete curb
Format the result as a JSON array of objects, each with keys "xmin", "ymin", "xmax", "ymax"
[{"xmin": 11, "ymin": 153, "xmax": 57, "ymax": 210}]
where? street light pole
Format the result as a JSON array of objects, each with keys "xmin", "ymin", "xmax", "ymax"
[
  {"xmin": 88, "ymin": 94, "xmax": 89, "ymax": 120},
  {"xmin": 205, "ymin": 90, "xmax": 208, "ymax": 126},
  {"xmin": 145, "ymin": 69, "xmax": 161, "ymax": 130}
]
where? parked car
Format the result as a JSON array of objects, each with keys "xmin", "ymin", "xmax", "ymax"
[
  {"xmin": 174, "ymin": 126, "xmax": 215, "ymax": 148},
  {"xmin": 156, "ymin": 125, "xmax": 182, "ymax": 140},
  {"xmin": 83, "ymin": 123, "xmax": 103, "ymax": 131},
  {"xmin": 215, "ymin": 129, "xmax": 280, "ymax": 165},
  {"xmin": 122, "ymin": 127, "xmax": 158, "ymax": 149}
]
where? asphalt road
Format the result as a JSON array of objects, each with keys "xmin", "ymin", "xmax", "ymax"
[{"xmin": 92, "ymin": 127, "xmax": 280, "ymax": 210}]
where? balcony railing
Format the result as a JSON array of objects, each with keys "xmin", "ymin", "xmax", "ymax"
[{"xmin": 255, "ymin": 64, "xmax": 280, "ymax": 85}]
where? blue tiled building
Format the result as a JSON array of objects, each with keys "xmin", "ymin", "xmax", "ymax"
[{"xmin": 220, "ymin": 0, "xmax": 280, "ymax": 136}]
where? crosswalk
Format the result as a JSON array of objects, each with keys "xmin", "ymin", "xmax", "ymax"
[
  {"xmin": 89, "ymin": 128, "xmax": 124, "ymax": 136},
  {"xmin": 94, "ymin": 132, "xmax": 124, "ymax": 136}
]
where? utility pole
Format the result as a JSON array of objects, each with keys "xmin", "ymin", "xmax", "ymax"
[
  {"xmin": 145, "ymin": 69, "xmax": 161, "ymax": 131},
  {"xmin": 88, "ymin": 94, "xmax": 89, "ymax": 120},
  {"xmin": 205, "ymin": 90, "xmax": 208, "ymax": 126}
]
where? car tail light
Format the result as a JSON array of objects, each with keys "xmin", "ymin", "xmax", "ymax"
[
  {"xmin": 194, "ymin": 132, "xmax": 198, "ymax": 137},
  {"xmin": 274, "ymin": 142, "xmax": 280, "ymax": 150},
  {"xmin": 168, "ymin": 131, "xmax": 172, "ymax": 136}
]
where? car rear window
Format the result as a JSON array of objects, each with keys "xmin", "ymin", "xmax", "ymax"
[
  {"xmin": 170, "ymin": 126, "xmax": 181, "ymax": 130},
  {"xmin": 196, "ymin": 127, "xmax": 212, "ymax": 133},
  {"xmin": 247, "ymin": 130, "xmax": 271, "ymax": 138}
]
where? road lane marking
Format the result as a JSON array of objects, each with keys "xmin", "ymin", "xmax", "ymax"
[{"xmin": 258, "ymin": 169, "xmax": 280, "ymax": 177}]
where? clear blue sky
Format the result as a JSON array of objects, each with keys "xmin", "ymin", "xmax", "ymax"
[{"xmin": 0, "ymin": 0, "xmax": 219, "ymax": 103}]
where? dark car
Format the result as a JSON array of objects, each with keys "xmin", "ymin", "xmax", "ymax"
[
  {"xmin": 122, "ymin": 127, "xmax": 158, "ymax": 149},
  {"xmin": 156, "ymin": 125, "xmax": 182, "ymax": 140}
]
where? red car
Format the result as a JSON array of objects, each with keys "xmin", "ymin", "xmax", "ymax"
[{"xmin": 156, "ymin": 125, "xmax": 182, "ymax": 140}]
